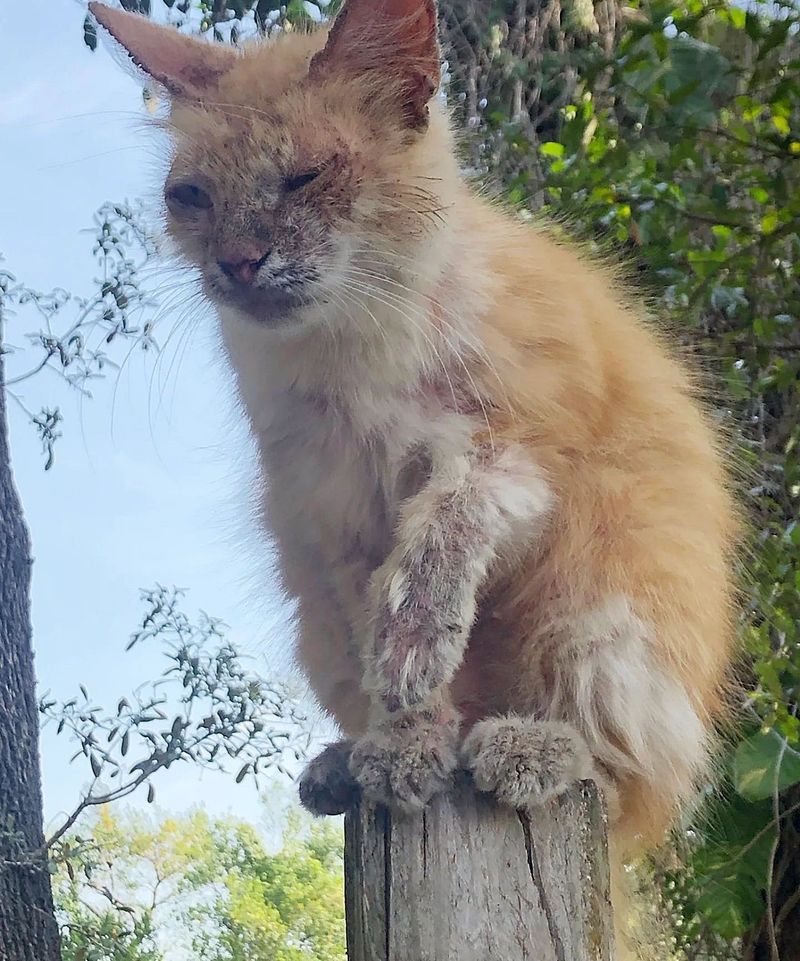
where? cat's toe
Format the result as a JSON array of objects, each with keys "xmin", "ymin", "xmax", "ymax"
[
  {"xmin": 349, "ymin": 711, "xmax": 458, "ymax": 812},
  {"xmin": 462, "ymin": 716, "xmax": 593, "ymax": 808},
  {"xmin": 298, "ymin": 740, "xmax": 360, "ymax": 816}
]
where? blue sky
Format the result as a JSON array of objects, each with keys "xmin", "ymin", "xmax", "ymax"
[{"xmin": 0, "ymin": 0, "xmax": 306, "ymax": 831}]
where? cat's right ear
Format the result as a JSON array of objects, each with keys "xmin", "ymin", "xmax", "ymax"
[{"xmin": 88, "ymin": 2, "xmax": 235, "ymax": 98}]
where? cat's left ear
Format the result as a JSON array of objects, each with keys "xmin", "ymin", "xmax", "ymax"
[
  {"xmin": 310, "ymin": 0, "xmax": 440, "ymax": 129},
  {"xmin": 88, "ymin": 2, "xmax": 236, "ymax": 98}
]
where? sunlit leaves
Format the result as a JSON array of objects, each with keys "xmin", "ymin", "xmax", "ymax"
[
  {"xmin": 55, "ymin": 806, "xmax": 346, "ymax": 961},
  {"xmin": 540, "ymin": 141, "xmax": 565, "ymax": 159}
]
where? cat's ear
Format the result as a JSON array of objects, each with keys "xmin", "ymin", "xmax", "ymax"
[
  {"xmin": 88, "ymin": 2, "xmax": 235, "ymax": 97},
  {"xmin": 310, "ymin": 0, "xmax": 440, "ymax": 129}
]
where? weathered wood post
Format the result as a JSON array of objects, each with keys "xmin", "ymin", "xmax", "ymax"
[{"xmin": 344, "ymin": 775, "xmax": 613, "ymax": 961}]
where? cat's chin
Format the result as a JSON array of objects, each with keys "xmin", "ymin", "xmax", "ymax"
[{"xmin": 208, "ymin": 283, "xmax": 322, "ymax": 329}]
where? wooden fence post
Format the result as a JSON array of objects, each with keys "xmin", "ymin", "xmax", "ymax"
[{"xmin": 344, "ymin": 775, "xmax": 614, "ymax": 961}]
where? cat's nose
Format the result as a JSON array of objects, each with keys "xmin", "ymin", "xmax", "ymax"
[{"xmin": 218, "ymin": 252, "xmax": 269, "ymax": 286}]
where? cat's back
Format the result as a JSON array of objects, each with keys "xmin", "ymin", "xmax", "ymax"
[{"xmin": 467, "ymin": 200, "xmax": 723, "ymax": 472}]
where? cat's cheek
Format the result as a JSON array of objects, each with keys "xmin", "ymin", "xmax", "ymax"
[{"xmin": 163, "ymin": 215, "xmax": 207, "ymax": 268}]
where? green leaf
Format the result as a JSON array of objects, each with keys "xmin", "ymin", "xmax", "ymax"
[
  {"xmin": 771, "ymin": 114, "xmax": 790, "ymax": 136},
  {"xmin": 733, "ymin": 731, "xmax": 800, "ymax": 800},
  {"xmin": 688, "ymin": 249, "xmax": 725, "ymax": 279},
  {"xmin": 711, "ymin": 224, "xmax": 731, "ymax": 245},
  {"xmin": 540, "ymin": 142, "xmax": 565, "ymax": 159},
  {"xmin": 760, "ymin": 210, "xmax": 779, "ymax": 234},
  {"xmin": 728, "ymin": 6, "xmax": 746, "ymax": 29},
  {"xmin": 690, "ymin": 787, "xmax": 776, "ymax": 938},
  {"xmin": 745, "ymin": 11, "xmax": 762, "ymax": 41}
]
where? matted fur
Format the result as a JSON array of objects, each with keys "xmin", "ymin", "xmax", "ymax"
[{"xmin": 89, "ymin": 0, "xmax": 740, "ymax": 947}]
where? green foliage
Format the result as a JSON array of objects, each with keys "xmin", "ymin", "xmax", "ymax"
[
  {"xmin": 734, "ymin": 732, "xmax": 800, "ymax": 802},
  {"xmin": 186, "ymin": 812, "xmax": 346, "ymax": 961},
  {"xmin": 60, "ymin": 907, "xmax": 160, "ymax": 961},
  {"xmin": 53, "ymin": 805, "xmax": 346, "ymax": 961},
  {"xmin": 664, "ymin": 787, "xmax": 777, "ymax": 944}
]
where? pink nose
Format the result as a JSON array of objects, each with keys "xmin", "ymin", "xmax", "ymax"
[{"xmin": 218, "ymin": 254, "xmax": 268, "ymax": 286}]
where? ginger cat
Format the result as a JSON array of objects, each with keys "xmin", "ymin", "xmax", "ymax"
[{"xmin": 89, "ymin": 0, "xmax": 737, "ymax": 929}]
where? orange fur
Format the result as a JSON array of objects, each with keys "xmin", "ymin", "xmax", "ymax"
[
  {"xmin": 89, "ymin": 0, "xmax": 739, "ymax": 928},
  {"xmin": 464, "ymin": 221, "xmax": 738, "ymax": 847}
]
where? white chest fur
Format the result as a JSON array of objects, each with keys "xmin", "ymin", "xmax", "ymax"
[
  {"xmin": 217, "ymin": 308, "xmax": 493, "ymax": 735},
  {"xmin": 259, "ymin": 388, "xmax": 398, "ymax": 573},
  {"xmin": 220, "ymin": 315, "xmax": 468, "ymax": 585}
]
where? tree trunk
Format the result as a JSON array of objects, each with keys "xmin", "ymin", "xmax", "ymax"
[
  {"xmin": 0, "ymin": 312, "xmax": 61, "ymax": 961},
  {"xmin": 344, "ymin": 777, "xmax": 613, "ymax": 961}
]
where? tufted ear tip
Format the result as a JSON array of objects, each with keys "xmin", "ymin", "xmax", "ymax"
[
  {"xmin": 88, "ymin": 0, "xmax": 235, "ymax": 97},
  {"xmin": 88, "ymin": 2, "xmax": 131, "ymax": 38}
]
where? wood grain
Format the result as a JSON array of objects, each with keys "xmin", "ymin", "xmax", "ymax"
[{"xmin": 345, "ymin": 776, "xmax": 613, "ymax": 961}]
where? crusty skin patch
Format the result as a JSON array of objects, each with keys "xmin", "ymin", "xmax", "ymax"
[{"xmin": 365, "ymin": 446, "xmax": 553, "ymax": 712}]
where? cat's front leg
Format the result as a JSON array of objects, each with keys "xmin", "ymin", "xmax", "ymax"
[{"xmin": 364, "ymin": 444, "xmax": 553, "ymax": 713}]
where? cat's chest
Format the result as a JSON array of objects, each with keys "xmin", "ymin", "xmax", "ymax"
[{"xmin": 255, "ymin": 390, "xmax": 431, "ymax": 568}]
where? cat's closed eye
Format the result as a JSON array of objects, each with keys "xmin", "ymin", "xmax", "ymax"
[
  {"xmin": 284, "ymin": 169, "xmax": 320, "ymax": 193},
  {"xmin": 166, "ymin": 182, "xmax": 213, "ymax": 212}
]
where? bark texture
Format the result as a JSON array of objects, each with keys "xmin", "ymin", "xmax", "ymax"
[
  {"xmin": 0, "ymin": 321, "xmax": 61, "ymax": 961},
  {"xmin": 345, "ymin": 777, "xmax": 613, "ymax": 961}
]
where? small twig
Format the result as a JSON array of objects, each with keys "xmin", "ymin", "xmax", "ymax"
[{"xmin": 764, "ymin": 736, "xmax": 789, "ymax": 961}]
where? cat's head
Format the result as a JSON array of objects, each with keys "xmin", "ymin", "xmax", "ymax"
[{"xmin": 90, "ymin": 0, "xmax": 456, "ymax": 332}]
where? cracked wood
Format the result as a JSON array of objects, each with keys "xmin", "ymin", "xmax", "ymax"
[{"xmin": 344, "ymin": 777, "xmax": 614, "ymax": 961}]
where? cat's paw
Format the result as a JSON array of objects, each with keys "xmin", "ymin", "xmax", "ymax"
[
  {"xmin": 462, "ymin": 717, "xmax": 594, "ymax": 808},
  {"xmin": 348, "ymin": 710, "xmax": 458, "ymax": 812},
  {"xmin": 298, "ymin": 741, "xmax": 360, "ymax": 816}
]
